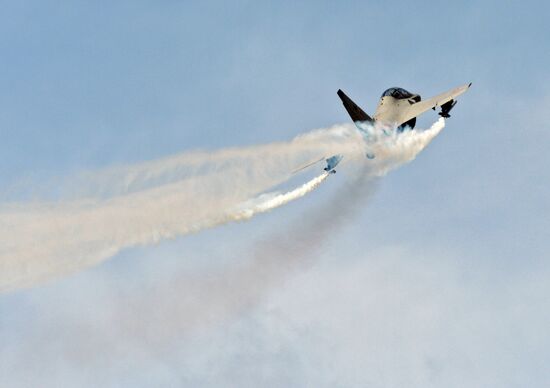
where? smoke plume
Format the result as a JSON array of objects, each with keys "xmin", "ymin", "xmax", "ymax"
[{"xmin": 0, "ymin": 119, "xmax": 444, "ymax": 293}]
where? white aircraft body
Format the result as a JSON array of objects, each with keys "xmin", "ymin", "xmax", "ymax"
[
  {"xmin": 337, "ymin": 83, "xmax": 471, "ymax": 131},
  {"xmin": 294, "ymin": 83, "xmax": 471, "ymax": 174}
]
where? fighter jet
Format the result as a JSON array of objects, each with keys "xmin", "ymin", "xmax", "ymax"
[
  {"xmin": 337, "ymin": 83, "xmax": 471, "ymax": 132},
  {"xmin": 324, "ymin": 154, "xmax": 343, "ymax": 174},
  {"xmin": 292, "ymin": 154, "xmax": 343, "ymax": 175}
]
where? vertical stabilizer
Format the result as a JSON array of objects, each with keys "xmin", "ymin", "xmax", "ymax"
[{"xmin": 337, "ymin": 89, "xmax": 373, "ymax": 123}]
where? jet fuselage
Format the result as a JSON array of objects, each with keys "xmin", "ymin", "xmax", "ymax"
[
  {"xmin": 337, "ymin": 83, "xmax": 471, "ymax": 132},
  {"xmin": 373, "ymin": 87, "xmax": 421, "ymax": 131}
]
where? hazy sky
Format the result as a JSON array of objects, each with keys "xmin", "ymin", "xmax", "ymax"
[{"xmin": 1, "ymin": 1, "xmax": 549, "ymax": 387}]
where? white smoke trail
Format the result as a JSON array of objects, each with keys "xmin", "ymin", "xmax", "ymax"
[
  {"xmin": 136, "ymin": 172, "xmax": 331, "ymax": 241},
  {"xmin": 0, "ymin": 125, "xmax": 360, "ymax": 293},
  {"xmin": 360, "ymin": 117, "xmax": 446, "ymax": 176},
  {"xmin": 57, "ymin": 124, "xmax": 364, "ymax": 199},
  {"xmin": 230, "ymin": 172, "xmax": 329, "ymax": 221},
  {"xmin": 123, "ymin": 118, "xmax": 447, "ymax": 338},
  {"xmin": 0, "ymin": 119, "xmax": 444, "ymax": 293}
]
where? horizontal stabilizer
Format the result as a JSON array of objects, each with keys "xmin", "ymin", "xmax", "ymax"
[{"xmin": 337, "ymin": 89, "xmax": 373, "ymax": 123}]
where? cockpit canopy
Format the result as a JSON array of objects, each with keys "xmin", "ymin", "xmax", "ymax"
[{"xmin": 381, "ymin": 87, "xmax": 415, "ymax": 99}]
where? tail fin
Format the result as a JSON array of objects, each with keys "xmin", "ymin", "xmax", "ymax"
[{"xmin": 337, "ymin": 89, "xmax": 373, "ymax": 123}]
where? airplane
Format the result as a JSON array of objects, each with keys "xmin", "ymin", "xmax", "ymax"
[
  {"xmin": 337, "ymin": 83, "xmax": 471, "ymax": 132},
  {"xmin": 323, "ymin": 154, "xmax": 343, "ymax": 174},
  {"xmin": 292, "ymin": 154, "xmax": 343, "ymax": 175}
]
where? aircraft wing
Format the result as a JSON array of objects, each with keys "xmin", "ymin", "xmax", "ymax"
[{"xmin": 398, "ymin": 83, "xmax": 471, "ymax": 125}]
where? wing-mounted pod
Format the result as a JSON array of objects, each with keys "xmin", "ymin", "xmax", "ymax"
[{"xmin": 439, "ymin": 99, "xmax": 458, "ymax": 118}]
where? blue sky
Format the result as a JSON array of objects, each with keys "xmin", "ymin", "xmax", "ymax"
[{"xmin": 1, "ymin": 1, "xmax": 549, "ymax": 387}]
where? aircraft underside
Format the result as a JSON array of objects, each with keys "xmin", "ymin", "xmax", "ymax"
[{"xmin": 337, "ymin": 83, "xmax": 471, "ymax": 132}]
